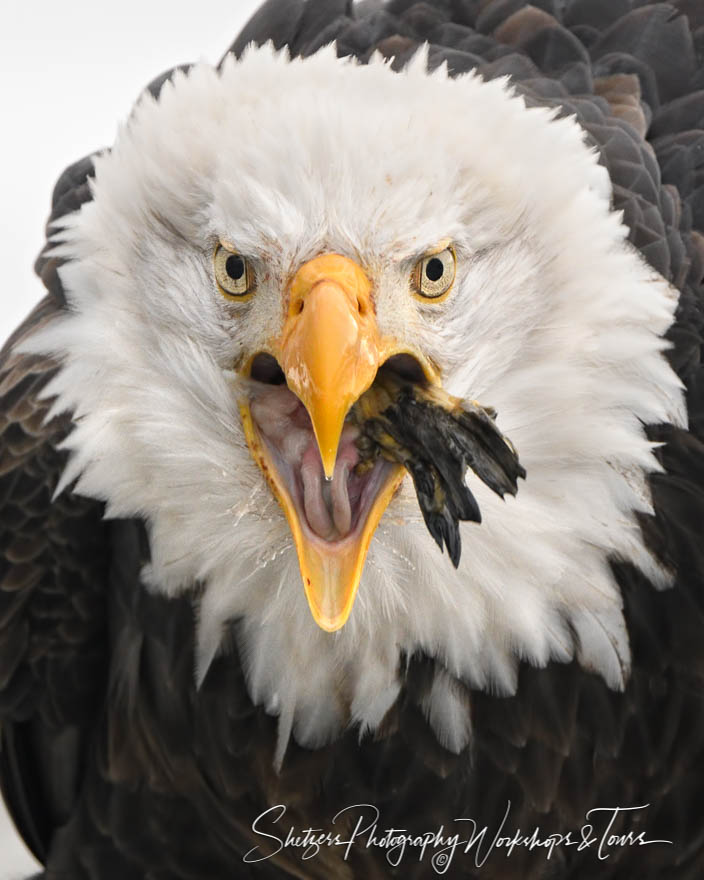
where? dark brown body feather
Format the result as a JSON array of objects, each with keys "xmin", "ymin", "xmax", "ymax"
[{"xmin": 2, "ymin": 1, "xmax": 704, "ymax": 877}]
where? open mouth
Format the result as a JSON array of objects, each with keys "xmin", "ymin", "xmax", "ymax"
[{"xmin": 239, "ymin": 353, "xmax": 405, "ymax": 631}]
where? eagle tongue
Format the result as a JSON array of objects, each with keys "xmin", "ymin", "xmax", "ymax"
[
  {"xmin": 331, "ymin": 459, "xmax": 352, "ymax": 535},
  {"xmin": 301, "ymin": 444, "xmax": 334, "ymax": 538},
  {"xmin": 300, "ymin": 426, "xmax": 359, "ymax": 539}
]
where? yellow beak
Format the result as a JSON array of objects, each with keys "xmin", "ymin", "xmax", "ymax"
[
  {"xmin": 240, "ymin": 253, "xmax": 427, "ymax": 631},
  {"xmin": 278, "ymin": 253, "xmax": 382, "ymax": 478}
]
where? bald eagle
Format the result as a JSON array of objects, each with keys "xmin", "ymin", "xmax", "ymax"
[{"xmin": 2, "ymin": 1, "xmax": 704, "ymax": 877}]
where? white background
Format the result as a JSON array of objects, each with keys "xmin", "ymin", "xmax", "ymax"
[{"xmin": 0, "ymin": 2, "xmax": 263, "ymax": 875}]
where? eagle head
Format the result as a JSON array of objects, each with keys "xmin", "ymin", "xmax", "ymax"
[{"xmin": 28, "ymin": 44, "xmax": 684, "ymax": 754}]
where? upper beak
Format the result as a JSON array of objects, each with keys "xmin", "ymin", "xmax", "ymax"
[{"xmin": 277, "ymin": 253, "xmax": 381, "ymax": 478}]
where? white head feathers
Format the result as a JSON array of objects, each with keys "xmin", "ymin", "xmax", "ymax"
[{"xmin": 25, "ymin": 44, "xmax": 685, "ymax": 760}]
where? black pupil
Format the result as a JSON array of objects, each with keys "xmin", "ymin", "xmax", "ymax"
[
  {"xmin": 425, "ymin": 258, "xmax": 444, "ymax": 282},
  {"xmin": 225, "ymin": 255, "xmax": 245, "ymax": 281}
]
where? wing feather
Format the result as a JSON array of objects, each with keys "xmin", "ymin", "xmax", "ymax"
[{"xmin": 0, "ymin": 157, "xmax": 109, "ymax": 865}]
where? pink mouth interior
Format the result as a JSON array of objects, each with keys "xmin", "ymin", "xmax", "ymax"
[{"xmin": 249, "ymin": 384, "xmax": 386, "ymax": 542}]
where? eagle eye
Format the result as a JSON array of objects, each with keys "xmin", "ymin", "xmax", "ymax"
[
  {"xmin": 412, "ymin": 247, "xmax": 456, "ymax": 301},
  {"xmin": 214, "ymin": 244, "xmax": 255, "ymax": 299}
]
